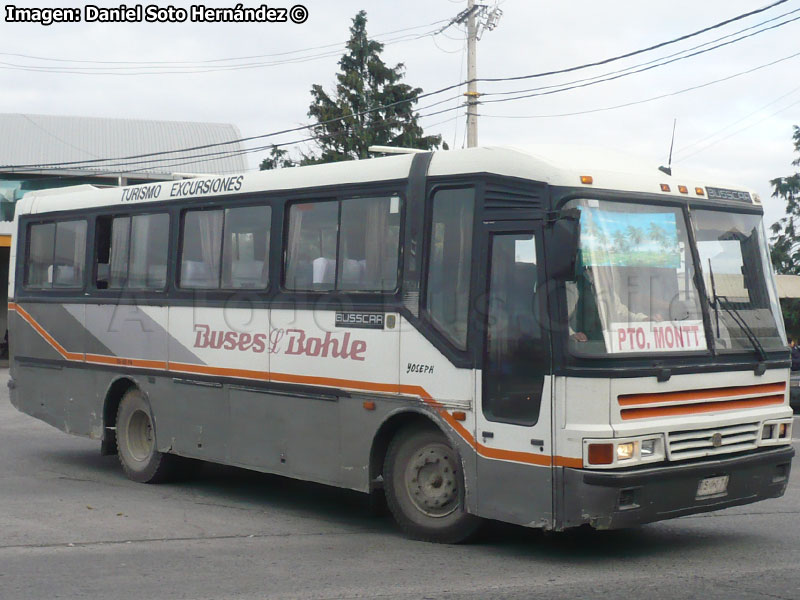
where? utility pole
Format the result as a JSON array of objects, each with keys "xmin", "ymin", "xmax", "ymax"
[
  {"xmin": 448, "ymin": 2, "xmax": 501, "ymax": 148},
  {"xmin": 466, "ymin": 0, "xmax": 479, "ymax": 148}
]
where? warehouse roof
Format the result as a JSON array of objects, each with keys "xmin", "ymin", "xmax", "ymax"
[{"xmin": 0, "ymin": 113, "xmax": 247, "ymax": 176}]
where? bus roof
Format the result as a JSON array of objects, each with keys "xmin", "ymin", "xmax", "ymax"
[{"xmin": 16, "ymin": 146, "xmax": 759, "ymax": 216}]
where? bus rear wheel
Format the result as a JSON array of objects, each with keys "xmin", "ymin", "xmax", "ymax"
[
  {"xmin": 116, "ymin": 388, "xmax": 177, "ymax": 483},
  {"xmin": 384, "ymin": 426, "xmax": 481, "ymax": 543}
]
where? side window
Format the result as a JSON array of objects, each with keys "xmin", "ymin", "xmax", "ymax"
[
  {"xmin": 26, "ymin": 220, "xmax": 87, "ymax": 289},
  {"xmin": 180, "ymin": 209, "xmax": 224, "ymax": 289},
  {"xmin": 26, "ymin": 223, "xmax": 56, "ymax": 288},
  {"xmin": 95, "ymin": 213, "xmax": 169, "ymax": 290},
  {"xmin": 483, "ymin": 232, "xmax": 543, "ymax": 425},
  {"xmin": 129, "ymin": 214, "xmax": 170, "ymax": 289},
  {"xmin": 338, "ymin": 196, "xmax": 401, "ymax": 291},
  {"xmin": 426, "ymin": 188, "xmax": 475, "ymax": 349},
  {"xmin": 221, "ymin": 205, "xmax": 271, "ymax": 289},
  {"xmin": 285, "ymin": 201, "xmax": 338, "ymax": 291},
  {"xmin": 285, "ymin": 196, "xmax": 401, "ymax": 292}
]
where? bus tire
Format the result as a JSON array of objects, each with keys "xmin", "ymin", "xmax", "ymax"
[
  {"xmin": 384, "ymin": 426, "xmax": 481, "ymax": 543},
  {"xmin": 115, "ymin": 388, "xmax": 177, "ymax": 483}
]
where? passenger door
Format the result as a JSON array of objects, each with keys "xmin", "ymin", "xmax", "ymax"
[{"xmin": 475, "ymin": 222, "xmax": 554, "ymax": 526}]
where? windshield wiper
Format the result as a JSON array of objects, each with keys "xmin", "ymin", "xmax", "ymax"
[
  {"xmin": 706, "ymin": 259, "xmax": 767, "ymax": 363},
  {"xmin": 715, "ymin": 295, "xmax": 768, "ymax": 362},
  {"xmin": 707, "ymin": 259, "xmax": 720, "ymax": 338}
]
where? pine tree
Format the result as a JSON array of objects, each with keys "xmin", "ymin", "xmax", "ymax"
[{"xmin": 261, "ymin": 10, "xmax": 444, "ymax": 170}]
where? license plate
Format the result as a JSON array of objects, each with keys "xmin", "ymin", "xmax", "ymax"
[{"xmin": 696, "ymin": 475, "xmax": 729, "ymax": 498}]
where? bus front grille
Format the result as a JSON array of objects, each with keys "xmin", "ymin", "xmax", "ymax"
[{"xmin": 666, "ymin": 422, "xmax": 760, "ymax": 461}]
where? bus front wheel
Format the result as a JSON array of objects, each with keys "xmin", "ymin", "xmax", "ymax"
[
  {"xmin": 116, "ymin": 388, "xmax": 177, "ymax": 483},
  {"xmin": 384, "ymin": 426, "xmax": 481, "ymax": 543}
]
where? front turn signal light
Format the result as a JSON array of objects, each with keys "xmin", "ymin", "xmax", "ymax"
[{"xmin": 588, "ymin": 443, "xmax": 614, "ymax": 465}]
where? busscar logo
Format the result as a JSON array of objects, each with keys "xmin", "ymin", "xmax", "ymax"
[{"xmin": 335, "ymin": 312, "xmax": 384, "ymax": 330}]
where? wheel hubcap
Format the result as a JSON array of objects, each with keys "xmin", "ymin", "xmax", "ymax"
[
  {"xmin": 126, "ymin": 409, "xmax": 154, "ymax": 462},
  {"xmin": 405, "ymin": 444, "xmax": 458, "ymax": 517}
]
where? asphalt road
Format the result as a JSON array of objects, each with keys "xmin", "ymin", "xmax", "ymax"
[{"xmin": 1, "ymin": 370, "xmax": 799, "ymax": 600}]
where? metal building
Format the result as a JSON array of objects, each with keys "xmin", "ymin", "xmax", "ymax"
[{"xmin": 0, "ymin": 112, "xmax": 248, "ymax": 348}]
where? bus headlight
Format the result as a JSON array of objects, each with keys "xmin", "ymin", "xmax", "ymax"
[
  {"xmin": 641, "ymin": 438, "xmax": 657, "ymax": 457},
  {"xmin": 760, "ymin": 419, "xmax": 792, "ymax": 446},
  {"xmin": 617, "ymin": 442, "xmax": 636, "ymax": 461},
  {"xmin": 583, "ymin": 435, "xmax": 665, "ymax": 468}
]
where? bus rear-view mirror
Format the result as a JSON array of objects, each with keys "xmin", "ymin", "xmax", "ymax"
[{"xmin": 549, "ymin": 209, "xmax": 580, "ymax": 281}]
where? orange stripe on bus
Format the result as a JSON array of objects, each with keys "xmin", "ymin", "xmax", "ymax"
[
  {"xmin": 618, "ymin": 382, "xmax": 785, "ymax": 406},
  {"xmin": 620, "ymin": 395, "xmax": 785, "ymax": 420},
  {"xmin": 12, "ymin": 302, "xmax": 580, "ymax": 469},
  {"xmin": 556, "ymin": 456, "xmax": 584, "ymax": 468},
  {"xmin": 271, "ymin": 371, "xmax": 403, "ymax": 395},
  {"xmin": 13, "ymin": 303, "xmax": 83, "ymax": 361},
  {"xmin": 169, "ymin": 361, "xmax": 269, "ymax": 381},
  {"xmin": 87, "ymin": 354, "xmax": 168, "ymax": 370},
  {"xmin": 437, "ymin": 409, "xmax": 575, "ymax": 467}
]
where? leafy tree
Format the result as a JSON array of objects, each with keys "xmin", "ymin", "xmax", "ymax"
[
  {"xmin": 594, "ymin": 228, "xmax": 609, "ymax": 250},
  {"xmin": 648, "ymin": 223, "xmax": 665, "ymax": 245},
  {"xmin": 259, "ymin": 145, "xmax": 297, "ymax": 170},
  {"xmin": 625, "ymin": 225, "xmax": 643, "ymax": 247},
  {"xmin": 769, "ymin": 126, "xmax": 800, "ymax": 339},
  {"xmin": 613, "ymin": 230, "xmax": 630, "ymax": 253},
  {"xmin": 260, "ymin": 10, "xmax": 445, "ymax": 170},
  {"xmin": 770, "ymin": 126, "xmax": 800, "ymax": 274}
]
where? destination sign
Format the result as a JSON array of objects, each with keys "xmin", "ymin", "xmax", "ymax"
[{"xmin": 604, "ymin": 320, "xmax": 706, "ymax": 354}]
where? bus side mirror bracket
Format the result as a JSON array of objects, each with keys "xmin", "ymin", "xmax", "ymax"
[{"xmin": 547, "ymin": 208, "xmax": 581, "ymax": 281}]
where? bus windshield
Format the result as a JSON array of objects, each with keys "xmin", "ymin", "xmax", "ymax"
[
  {"xmin": 567, "ymin": 199, "xmax": 705, "ymax": 356},
  {"xmin": 566, "ymin": 198, "xmax": 784, "ymax": 357},
  {"xmin": 692, "ymin": 209, "xmax": 785, "ymax": 353}
]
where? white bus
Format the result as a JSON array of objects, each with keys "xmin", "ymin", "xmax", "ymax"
[{"xmin": 8, "ymin": 146, "xmax": 794, "ymax": 542}]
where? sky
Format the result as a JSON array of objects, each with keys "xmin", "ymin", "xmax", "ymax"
[{"xmin": 2, "ymin": 0, "xmax": 800, "ymax": 227}]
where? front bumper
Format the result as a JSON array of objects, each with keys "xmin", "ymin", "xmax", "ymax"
[{"xmin": 559, "ymin": 446, "xmax": 794, "ymax": 530}]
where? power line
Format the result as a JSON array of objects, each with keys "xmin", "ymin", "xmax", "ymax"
[
  {"xmin": 117, "ymin": 137, "xmax": 319, "ymax": 175},
  {"xmin": 0, "ymin": 27, "xmax": 443, "ymax": 75},
  {"xmin": 475, "ymin": 0, "xmax": 790, "ymax": 84},
  {"xmin": 2, "ymin": 1, "xmax": 793, "ymax": 170},
  {"xmin": 675, "ymin": 89, "xmax": 800, "ymax": 162},
  {"xmin": 677, "ymin": 82, "xmax": 800, "ymax": 155},
  {"xmin": 422, "ymin": 113, "xmax": 464, "ymax": 130},
  {"xmin": 480, "ymin": 6, "xmax": 800, "ymax": 98},
  {"xmin": 6, "ymin": 97, "xmax": 462, "ymax": 174},
  {"xmin": 1, "ymin": 87, "xmax": 465, "ymax": 170},
  {"xmin": 11, "ymin": 41, "xmax": 796, "ymax": 175},
  {"xmin": 478, "ymin": 13, "xmax": 800, "ymax": 105},
  {"xmin": 0, "ymin": 19, "xmax": 449, "ymax": 66},
  {"xmin": 479, "ymin": 49, "xmax": 800, "ymax": 120}
]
